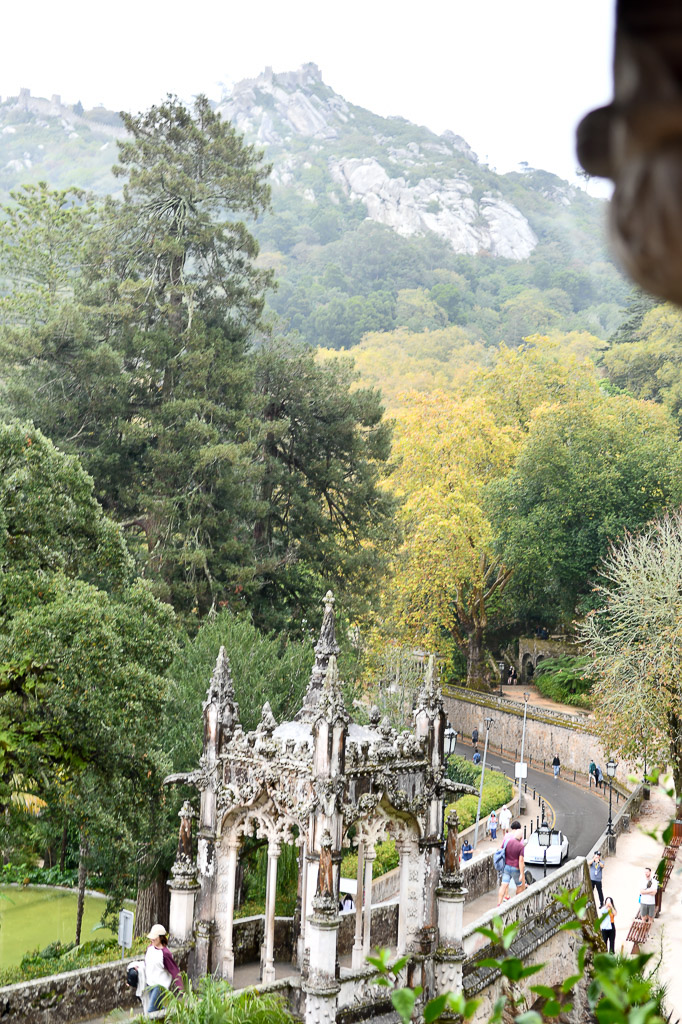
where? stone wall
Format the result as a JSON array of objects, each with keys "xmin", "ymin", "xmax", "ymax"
[
  {"xmin": 0, "ymin": 947, "xmax": 189, "ymax": 1024},
  {"xmin": 462, "ymin": 858, "xmax": 594, "ymax": 1023},
  {"xmin": 444, "ymin": 689, "xmax": 632, "ymax": 788},
  {"xmin": 337, "ymin": 901, "xmax": 399, "ymax": 955}
]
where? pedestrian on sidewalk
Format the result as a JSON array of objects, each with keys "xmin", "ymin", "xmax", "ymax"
[
  {"xmin": 461, "ymin": 839, "xmax": 473, "ymax": 861},
  {"xmin": 589, "ymin": 760, "xmax": 597, "ymax": 786},
  {"xmin": 497, "ymin": 820, "xmax": 526, "ymax": 904},
  {"xmin": 589, "ymin": 851, "xmax": 605, "ymax": 904},
  {"xmin": 552, "ymin": 754, "xmax": 560, "ymax": 778},
  {"xmin": 596, "ymin": 766, "xmax": 604, "ymax": 789},
  {"xmin": 488, "ymin": 810, "xmax": 498, "ymax": 839},
  {"xmin": 599, "ymin": 896, "xmax": 617, "ymax": 953},
  {"xmin": 498, "ymin": 805, "xmax": 512, "ymax": 835},
  {"xmin": 472, "ymin": 727, "xmax": 479, "ymax": 745},
  {"xmin": 473, "ymin": 747, "xmax": 481, "ymax": 765},
  {"xmin": 639, "ymin": 867, "xmax": 658, "ymax": 918}
]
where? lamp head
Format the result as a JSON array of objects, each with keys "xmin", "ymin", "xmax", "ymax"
[
  {"xmin": 537, "ymin": 823, "xmax": 551, "ymax": 847},
  {"xmin": 484, "ymin": 716, "xmax": 493, "ymax": 730},
  {"xmin": 606, "ymin": 760, "xmax": 617, "ymax": 778}
]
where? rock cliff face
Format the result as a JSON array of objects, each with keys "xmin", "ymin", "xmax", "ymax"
[
  {"xmin": 329, "ymin": 157, "xmax": 537, "ymax": 259},
  {"xmin": 216, "ymin": 64, "xmax": 542, "ymax": 260}
]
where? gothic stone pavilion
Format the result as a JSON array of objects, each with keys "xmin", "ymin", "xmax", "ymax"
[{"xmin": 166, "ymin": 593, "xmax": 471, "ymax": 1023}]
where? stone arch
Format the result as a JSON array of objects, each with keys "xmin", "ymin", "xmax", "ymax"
[{"xmin": 522, "ymin": 651, "xmax": 535, "ymax": 681}]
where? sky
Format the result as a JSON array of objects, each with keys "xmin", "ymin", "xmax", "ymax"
[{"xmin": 3, "ymin": 0, "xmax": 614, "ymax": 190}]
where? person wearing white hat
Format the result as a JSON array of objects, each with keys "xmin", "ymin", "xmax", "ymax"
[{"xmin": 145, "ymin": 923, "xmax": 183, "ymax": 1012}]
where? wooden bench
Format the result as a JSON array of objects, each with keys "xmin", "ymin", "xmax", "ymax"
[{"xmin": 627, "ymin": 915, "xmax": 652, "ymax": 953}]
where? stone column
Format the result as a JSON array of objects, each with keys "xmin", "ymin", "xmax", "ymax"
[
  {"xmin": 262, "ymin": 841, "xmax": 280, "ymax": 984},
  {"xmin": 167, "ymin": 800, "xmax": 199, "ymax": 945},
  {"xmin": 221, "ymin": 838, "xmax": 240, "ymax": 983},
  {"xmin": 435, "ymin": 811, "xmax": 467, "ymax": 996},
  {"xmin": 303, "ymin": 891, "xmax": 340, "ymax": 1024},
  {"xmin": 362, "ymin": 846, "xmax": 376, "ymax": 959},
  {"xmin": 297, "ymin": 838, "xmax": 309, "ymax": 966},
  {"xmin": 351, "ymin": 841, "xmax": 365, "ymax": 968}
]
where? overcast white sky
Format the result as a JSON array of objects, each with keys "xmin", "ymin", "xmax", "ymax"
[{"xmin": 3, "ymin": 0, "xmax": 614, "ymax": 189}]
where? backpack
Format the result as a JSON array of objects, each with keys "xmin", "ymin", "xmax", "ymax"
[
  {"xmin": 126, "ymin": 965, "xmax": 139, "ymax": 989},
  {"xmin": 493, "ymin": 847, "xmax": 506, "ymax": 872}
]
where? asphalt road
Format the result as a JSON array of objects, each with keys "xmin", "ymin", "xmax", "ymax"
[{"xmin": 477, "ymin": 747, "xmax": 609, "ymax": 876}]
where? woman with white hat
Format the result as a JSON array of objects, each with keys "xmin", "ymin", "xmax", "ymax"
[{"xmin": 145, "ymin": 923, "xmax": 183, "ymax": 1013}]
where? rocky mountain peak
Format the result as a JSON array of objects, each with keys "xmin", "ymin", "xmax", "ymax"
[{"xmin": 216, "ymin": 63, "xmax": 351, "ymax": 145}]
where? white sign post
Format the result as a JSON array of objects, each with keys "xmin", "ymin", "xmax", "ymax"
[
  {"xmin": 515, "ymin": 762, "xmax": 528, "ymax": 779},
  {"xmin": 118, "ymin": 909, "xmax": 134, "ymax": 960}
]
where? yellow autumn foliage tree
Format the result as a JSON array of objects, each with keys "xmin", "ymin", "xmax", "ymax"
[
  {"xmin": 317, "ymin": 325, "xmax": 491, "ymax": 415},
  {"xmin": 389, "ymin": 391, "xmax": 519, "ymax": 686}
]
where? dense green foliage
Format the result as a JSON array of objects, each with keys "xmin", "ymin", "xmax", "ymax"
[
  {"xmin": 534, "ymin": 656, "xmax": 593, "ymax": 708},
  {"xmin": 445, "ymin": 768, "xmax": 513, "ymax": 830},
  {"xmin": 340, "ymin": 839, "xmax": 399, "ymax": 881},
  {"xmin": 161, "ymin": 977, "xmax": 296, "ymax": 1024}
]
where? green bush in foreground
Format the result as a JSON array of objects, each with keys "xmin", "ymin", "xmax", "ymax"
[{"xmin": 161, "ymin": 976, "xmax": 296, "ymax": 1023}]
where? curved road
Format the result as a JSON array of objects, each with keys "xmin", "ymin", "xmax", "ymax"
[{"xmin": 476, "ymin": 747, "xmax": 608, "ymax": 875}]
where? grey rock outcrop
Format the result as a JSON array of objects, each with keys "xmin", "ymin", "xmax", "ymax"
[{"xmin": 330, "ymin": 157, "xmax": 537, "ymax": 258}]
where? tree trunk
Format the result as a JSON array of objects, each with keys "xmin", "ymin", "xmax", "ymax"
[
  {"xmin": 466, "ymin": 628, "xmax": 488, "ymax": 690},
  {"xmin": 75, "ymin": 834, "xmax": 88, "ymax": 945},
  {"xmin": 60, "ymin": 819, "xmax": 68, "ymax": 873},
  {"xmin": 134, "ymin": 870, "xmax": 170, "ymax": 939}
]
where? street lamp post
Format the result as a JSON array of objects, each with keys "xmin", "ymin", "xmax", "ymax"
[
  {"xmin": 517, "ymin": 691, "xmax": 530, "ymax": 811},
  {"xmin": 606, "ymin": 759, "xmax": 617, "ymax": 852},
  {"xmin": 498, "ymin": 661, "xmax": 505, "ymax": 698},
  {"xmin": 537, "ymin": 820, "xmax": 551, "ymax": 877},
  {"xmin": 473, "ymin": 717, "xmax": 493, "ymax": 848}
]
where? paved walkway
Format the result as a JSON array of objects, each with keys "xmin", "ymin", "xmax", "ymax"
[
  {"xmin": 493, "ymin": 682, "xmax": 593, "ymax": 719},
  {"xmin": 599, "ymin": 787, "xmax": 681, "ymax": 1022}
]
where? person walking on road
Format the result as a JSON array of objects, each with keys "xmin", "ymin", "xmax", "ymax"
[
  {"xmin": 589, "ymin": 760, "xmax": 597, "ymax": 785},
  {"xmin": 640, "ymin": 867, "xmax": 658, "ymax": 918},
  {"xmin": 589, "ymin": 852, "xmax": 605, "ymax": 904},
  {"xmin": 552, "ymin": 754, "xmax": 560, "ymax": 778},
  {"xmin": 497, "ymin": 820, "xmax": 526, "ymax": 904},
  {"xmin": 473, "ymin": 747, "xmax": 481, "ymax": 765},
  {"xmin": 599, "ymin": 896, "xmax": 617, "ymax": 953},
  {"xmin": 498, "ymin": 805, "xmax": 512, "ymax": 835},
  {"xmin": 472, "ymin": 727, "xmax": 479, "ymax": 745}
]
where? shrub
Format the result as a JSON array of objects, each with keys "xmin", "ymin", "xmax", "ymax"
[
  {"xmin": 340, "ymin": 838, "xmax": 399, "ymax": 881},
  {"xmin": 446, "ymin": 769, "xmax": 513, "ymax": 830},
  {"xmin": 163, "ymin": 976, "xmax": 296, "ymax": 1023},
  {"xmin": 1, "ymin": 862, "xmax": 79, "ymax": 887},
  {"xmin": 535, "ymin": 656, "xmax": 593, "ymax": 709},
  {"xmin": 445, "ymin": 754, "xmax": 479, "ymax": 788}
]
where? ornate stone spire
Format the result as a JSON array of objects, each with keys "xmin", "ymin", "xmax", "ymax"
[
  {"xmin": 318, "ymin": 655, "xmax": 349, "ymax": 726},
  {"xmin": 296, "ymin": 591, "xmax": 340, "ymax": 721},
  {"xmin": 203, "ymin": 646, "xmax": 240, "ymax": 741},
  {"xmin": 414, "ymin": 654, "xmax": 443, "ymax": 718}
]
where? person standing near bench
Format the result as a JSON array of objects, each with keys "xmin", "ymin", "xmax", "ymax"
[
  {"xmin": 599, "ymin": 897, "xmax": 617, "ymax": 953},
  {"xmin": 640, "ymin": 867, "xmax": 658, "ymax": 918}
]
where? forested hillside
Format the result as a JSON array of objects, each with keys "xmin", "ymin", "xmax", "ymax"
[{"xmin": 0, "ymin": 65, "xmax": 630, "ymax": 353}]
